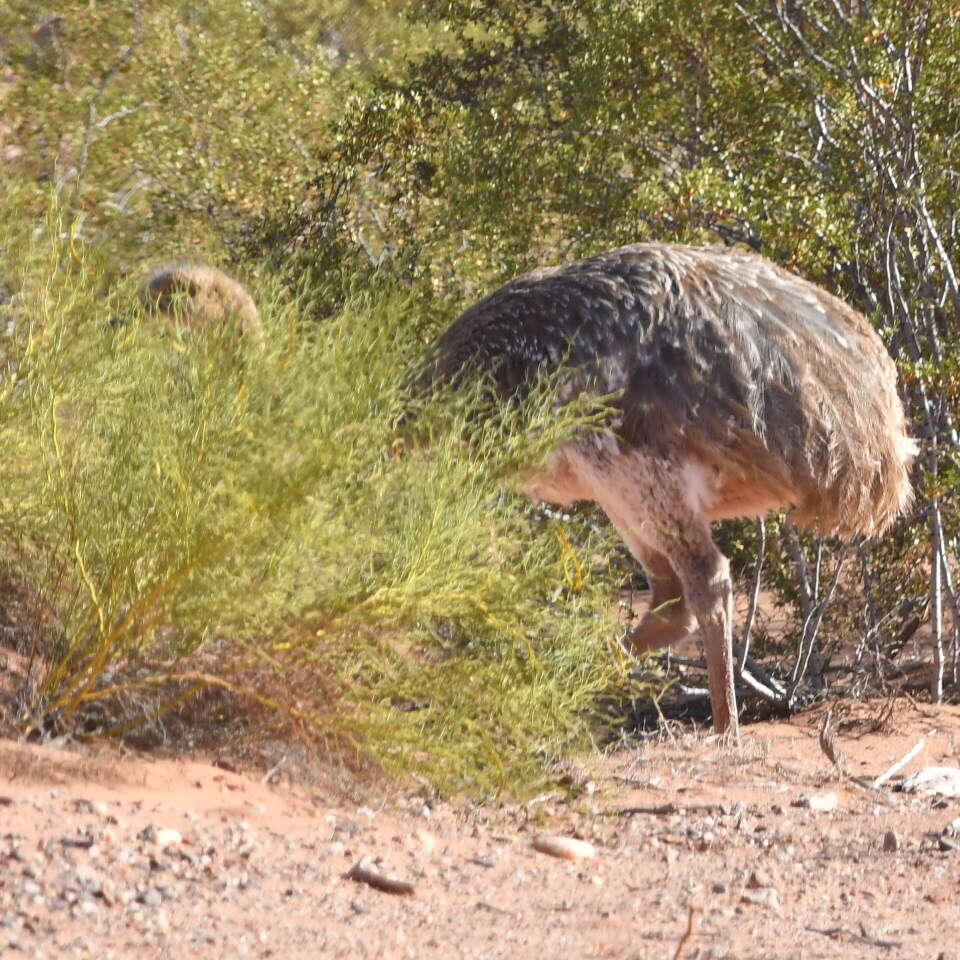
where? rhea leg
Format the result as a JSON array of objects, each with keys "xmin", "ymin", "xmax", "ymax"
[
  {"xmin": 667, "ymin": 535, "xmax": 737, "ymax": 736},
  {"xmin": 625, "ymin": 527, "xmax": 737, "ymax": 735},
  {"xmin": 577, "ymin": 451, "xmax": 740, "ymax": 736},
  {"xmin": 623, "ymin": 545, "xmax": 697, "ymax": 654}
]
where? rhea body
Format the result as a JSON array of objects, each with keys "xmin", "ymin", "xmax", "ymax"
[
  {"xmin": 139, "ymin": 262, "xmax": 264, "ymax": 348},
  {"xmin": 425, "ymin": 244, "xmax": 913, "ymax": 736}
]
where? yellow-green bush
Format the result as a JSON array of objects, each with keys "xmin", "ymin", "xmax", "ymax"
[
  {"xmin": 0, "ymin": 202, "xmax": 634, "ymax": 793},
  {"xmin": 1, "ymin": 0, "xmax": 659, "ymax": 795}
]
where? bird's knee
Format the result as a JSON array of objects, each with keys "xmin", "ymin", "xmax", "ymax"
[{"xmin": 628, "ymin": 598, "xmax": 697, "ymax": 654}]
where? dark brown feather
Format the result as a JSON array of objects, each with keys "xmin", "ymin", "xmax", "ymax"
[{"xmin": 425, "ymin": 243, "xmax": 912, "ymax": 537}]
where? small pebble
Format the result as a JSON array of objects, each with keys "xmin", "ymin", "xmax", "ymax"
[
  {"xmin": 882, "ymin": 830, "xmax": 900, "ymax": 852},
  {"xmin": 532, "ymin": 836, "xmax": 596, "ymax": 861},
  {"xmin": 414, "ymin": 829, "xmax": 436, "ymax": 855},
  {"xmin": 139, "ymin": 889, "xmax": 163, "ymax": 908}
]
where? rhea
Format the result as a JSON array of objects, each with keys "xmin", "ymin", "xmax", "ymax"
[
  {"xmin": 420, "ymin": 244, "xmax": 913, "ymax": 736},
  {"xmin": 139, "ymin": 262, "xmax": 264, "ymax": 348}
]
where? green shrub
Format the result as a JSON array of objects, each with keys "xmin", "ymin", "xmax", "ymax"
[{"xmin": 0, "ymin": 203, "xmax": 635, "ymax": 794}]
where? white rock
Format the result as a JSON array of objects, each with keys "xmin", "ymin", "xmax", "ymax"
[
  {"xmin": 532, "ymin": 835, "xmax": 596, "ymax": 861},
  {"xmin": 154, "ymin": 828, "xmax": 182, "ymax": 847},
  {"xmin": 741, "ymin": 887, "xmax": 781, "ymax": 911},
  {"xmin": 942, "ymin": 816, "xmax": 960, "ymax": 837},
  {"xmin": 900, "ymin": 766, "xmax": 960, "ymax": 798},
  {"xmin": 795, "ymin": 791, "xmax": 838, "ymax": 812}
]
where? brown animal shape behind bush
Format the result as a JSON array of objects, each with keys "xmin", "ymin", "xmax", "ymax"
[{"xmin": 139, "ymin": 263, "xmax": 264, "ymax": 349}]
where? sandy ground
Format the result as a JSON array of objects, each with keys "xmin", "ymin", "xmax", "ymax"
[{"xmin": 1, "ymin": 701, "xmax": 959, "ymax": 960}]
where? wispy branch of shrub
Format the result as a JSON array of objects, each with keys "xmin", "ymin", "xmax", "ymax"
[{"xmin": 0, "ymin": 200, "xmax": 637, "ymax": 794}]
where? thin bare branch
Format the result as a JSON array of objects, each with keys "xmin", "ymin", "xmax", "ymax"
[{"xmin": 738, "ymin": 518, "xmax": 766, "ymax": 673}]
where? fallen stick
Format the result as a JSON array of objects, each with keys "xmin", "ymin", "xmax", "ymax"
[
  {"xmin": 671, "ymin": 906, "xmax": 699, "ymax": 960},
  {"xmin": 607, "ymin": 802, "xmax": 727, "ymax": 818},
  {"xmin": 805, "ymin": 925, "xmax": 901, "ymax": 950},
  {"xmin": 872, "ymin": 737, "xmax": 925, "ymax": 789},
  {"xmin": 345, "ymin": 858, "xmax": 415, "ymax": 896},
  {"xmin": 532, "ymin": 836, "xmax": 596, "ymax": 860},
  {"xmin": 657, "ymin": 650, "xmax": 786, "ymax": 702},
  {"xmin": 261, "ymin": 755, "xmax": 285, "ymax": 785}
]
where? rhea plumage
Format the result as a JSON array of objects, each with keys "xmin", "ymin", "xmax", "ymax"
[
  {"xmin": 422, "ymin": 243, "xmax": 914, "ymax": 736},
  {"xmin": 139, "ymin": 262, "xmax": 264, "ymax": 348}
]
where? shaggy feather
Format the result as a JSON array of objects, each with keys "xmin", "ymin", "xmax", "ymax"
[{"xmin": 426, "ymin": 243, "xmax": 912, "ymax": 538}]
